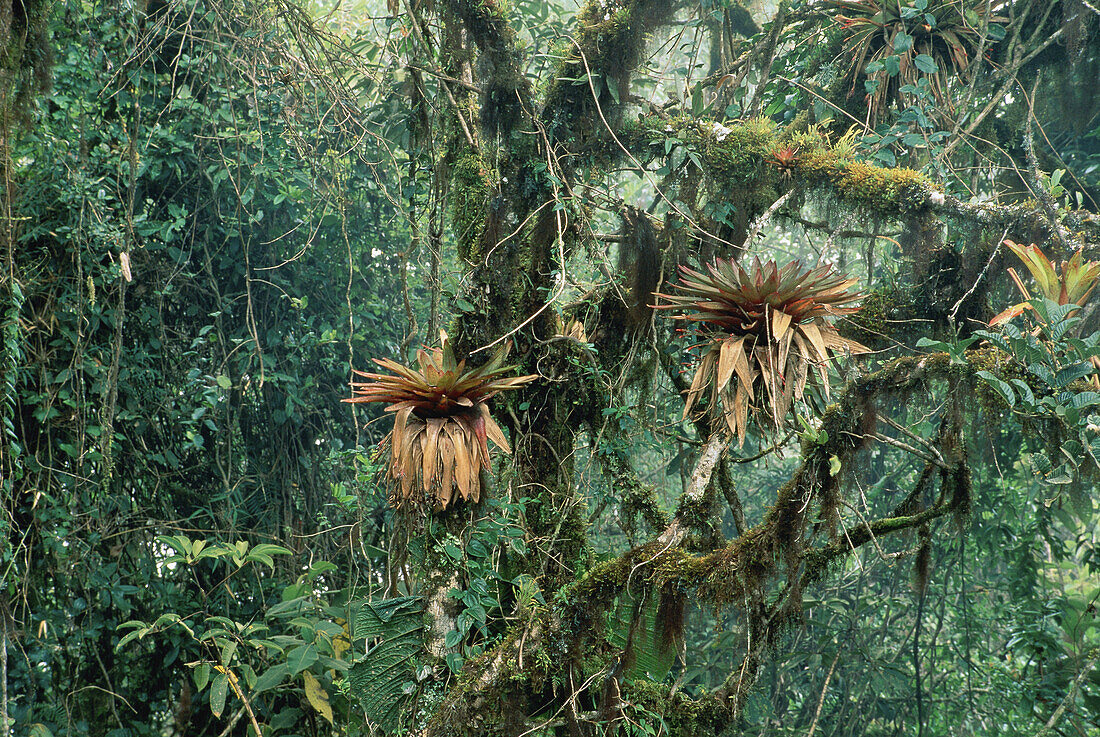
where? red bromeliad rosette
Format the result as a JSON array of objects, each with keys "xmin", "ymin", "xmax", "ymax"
[
  {"xmin": 344, "ymin": 331, "xmax": 537, "ymax": 510},
  {"xmin": 655, "ymin": 257, "xmax": 870, "ymax": 446},
  {"xmin": 989, "ymin": 240, "xmax": 1100, "ymax": 326}
]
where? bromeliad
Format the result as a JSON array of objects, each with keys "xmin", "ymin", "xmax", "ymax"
[
  {"xmin": 989, "ymin": 240, "xmax": 1100, "ymax": 326},
  {"xmin": 344, "ymin": 332, "xmax": 537, "ymax": 510},
  {"xmin": 655, "ymin": 258, "xmax": 869, "ymax": 446}
]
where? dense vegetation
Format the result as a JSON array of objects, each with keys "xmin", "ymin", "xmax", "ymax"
[{"xmin": 3, "ymin": 0, "xmax": 1100, "ymax": 735}]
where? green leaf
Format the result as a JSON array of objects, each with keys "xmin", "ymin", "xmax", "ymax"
[
  {"xmin": 220, "ymin": 639, "xmax": 238, "ymax": 667},
  {"xmin": 1073, "ymin": 392, "xmax": 1100, "ymax": 409},
  {"xmin": 210, "ymin": 672, "xmax": 229, "ymax": 718},
  {"xmin": 253, "ymin": 663, "xmax": 290, "ymax": 694},
  {"xmin": 914, "ymin": 54, "xmax": 938, "ymax": 74},
  {"xmin": 606, "ymin": 593, "xmax": 676, "ymax": 682},
  {"xmin": 1054, "ymin": 363, "xmax": 1094, "ymax": 389},
  {"xmin": 1010, "ymin": 379, "xmax": 1035, "ymax": 406},
  {"xmin": 194, "ymin": 663, "xmax": 211, "ymax": 692},
  {"xmin": 347, "ymin": 596, "xmax": 424, "ymax": 733},
  {"xmin": 115, "ymin": 627, "xmax": 148, "ymax": 651},
  {"xmin": 156, "ymin": 535, "xmax": 192, "ymax": 556},
  {"xmin": 915, "ymin": 338, "xmax": 940, "ymax": 348},
  {"xmin": 976, "ymin": 371, "xmax": 1016, "ymax": 407},
  {"xmin": 286, "ymin": 643, "xmax": 319, "ymax": 675},
  {"xmin": 352, "ymin": 596, "xmax": 423, "ymax": 639}
]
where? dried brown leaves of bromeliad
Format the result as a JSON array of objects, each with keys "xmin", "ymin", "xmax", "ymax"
[
  {"xmin": 344, "ymin": 331, "xmax": 537, "ymax": 511},
  {"xmin": 655, "ymin": 258, "xmax": 869, "ymax": 446}
]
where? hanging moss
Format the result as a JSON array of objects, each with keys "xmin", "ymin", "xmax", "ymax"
[
  {"xmin": 446, "ymin": 0, "xmax": 531, "ymax": 139},
  {"xmin": 844, "ymin": 290, "xmax": 900, "ymax": 348},
  {"xmin": 600, "ymin": 447, "xmax": 670, "ymax": 537},
  {"xmin": 541, "ymin": 0, "xmax": 676, "ymax": 143},
  {"xmin": 424, "ymin": 349, "xmax": 1000, "ymax": 736}
]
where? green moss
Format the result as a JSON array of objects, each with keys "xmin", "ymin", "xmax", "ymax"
[
  {"xmin": 542, "ymin": 0, "xmax": 676, "ymax": 141},
  {"xmin": 448, "ymin": 0, "xmax": 531, "ymax": 137},
  {"xmin": 425, "ymin": 614, "xmax": 555, "ymax": 737},
  {"xmin": 450, "ymin": 152, "xmax": 494, "ymax": 262},
  {"xmin": 701, "ymin": 116, "xmax": 777, "ymax": 184},
  {"xmin": 965, "ymin": 344, "xmax": 1032, "ymax": 413},
  {"xmin": 796, "ymin": 149, "xmax": 928, "ymax": 214},
  {"xmin": 623, "ymin": 681, "xmax": 729, "ymax": 737},
  {"xmin": 612, "ymin": 459, "xmax": 670, "ymax": 536},
  {"xmin": 845, "ymin": 289, "xmax": 899, "ymax": 347},
  {"xmin": 626, "ymin": 114, "xmax": 935, "ymax": 237}
]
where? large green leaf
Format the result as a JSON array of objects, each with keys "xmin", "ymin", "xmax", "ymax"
[
  {"xmin": 348, "ymin": 596, "xmax": 425, "ymax": 734},
  {"xmin": 606, "ymin": 593, "xmax": 677, "ymax": 683}
]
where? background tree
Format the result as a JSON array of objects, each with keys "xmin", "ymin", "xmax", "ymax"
[{"xmin": 5, "ymin": 1, "xmax": 1100, "ymax": 736}]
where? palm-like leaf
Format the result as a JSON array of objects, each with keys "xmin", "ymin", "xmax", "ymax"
[
  {"xmin": 344, "ymin": 332, "xmax": 537, "ymax": 510},
  {"xmin": 656, "ymin": 258, "xmax": 869, "ymax": 446}
]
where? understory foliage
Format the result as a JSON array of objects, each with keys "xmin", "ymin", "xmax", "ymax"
[
  {"xmin": 4, "ymin": 0, "xmax": 1100, "ymax": 736},
  {"xmin": 827, "ymin": 0, "xmax": 1007, "ymax": 121},
  {"xmin": 3, "ymin": 1, "xmax": 413, "ymax": 733}
]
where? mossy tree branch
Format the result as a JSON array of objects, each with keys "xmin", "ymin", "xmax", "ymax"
[
  {"xmin": 541, "ymin": 0, "xmax": 678, "ymax": 146},
  {"xmin": 428, "ymin": 351, "xmax": 976, "ymax": 730},
  {"xmin": 443, "ymin": 0, "xmax": 532, "ymax": 140},
  {"xmin": 621, "ymin": 114, "xmax": 1100, "ymax": 252}
]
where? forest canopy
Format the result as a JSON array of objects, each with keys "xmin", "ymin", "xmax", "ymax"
[{"xmin": 3, "ymin": 0, "xmax": 1100, "ymax": 736}]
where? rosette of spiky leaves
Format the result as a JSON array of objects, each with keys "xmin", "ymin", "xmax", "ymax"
[
  {"xmin": 655, "ymin": 258, "xmax": 869, "ymax": 446},
  {"xmin": 990, "ymin": 240, "xmax": 1100, "ymax": 326},
  {"xmin": 827, "ymin": 0, "xmax": 1006, "ymax": 123},
  {"xmin": 345, "ymin": 332, "xmax": 537, "ymax": 511}
]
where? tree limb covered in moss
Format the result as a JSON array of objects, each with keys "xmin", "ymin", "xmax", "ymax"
[
  {"xmin": 659, "ymin": 431, "xmax": 728, "ymax": 547},
  {"xmin": 802, "ymin": 499, "xmax": 957, "ymax": 585},
  {"xmin": 541, "ymin": 0, "xmax": 678, "ymax": 144},
  {"xmin": 428, "ymin": 351, "xmax": 974, "ymax": 730},
  {"xmin": 442, "ymin": 0, "xmax": 532, "ymax": 139},
  {"xmin": 621, "ymin": 114, "xmax": 1100, "ymax": 252}
]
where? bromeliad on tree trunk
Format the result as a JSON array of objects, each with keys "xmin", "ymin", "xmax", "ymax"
[
  {"xmin": 654, "ymin": 258, "xmax": 870, "ymax": 446},
  {"xmin": 344, "ymin": 331, "xmax": 537, "ymax": 510}
]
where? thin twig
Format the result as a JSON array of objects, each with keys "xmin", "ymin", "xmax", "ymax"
[
  {"xmin": 806, "ymin": 650, "xmax": 841, "ymax": 737},
  {"xmin": 1035, "ymin": 649, "xmax": 1100, "ymax": 737},
  {"xmin": 949, "ymin": 229, "xmax": 1007, "ymax": 328}
]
